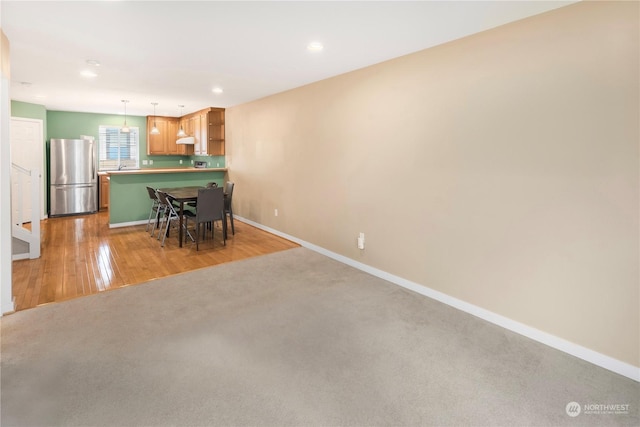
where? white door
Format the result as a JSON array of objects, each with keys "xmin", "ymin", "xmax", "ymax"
[{"xmin": 10, "ymin": 117, "xmax": 45, "ymax": 221}]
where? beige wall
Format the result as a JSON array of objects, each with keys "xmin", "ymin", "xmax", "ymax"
[
  {"xmin": 1, "ymin": 30, "xmax": 9, "ymax": 79},
  {"xmin": 226, "ymin": 1, "xmax": 639, "ymax": 368}
]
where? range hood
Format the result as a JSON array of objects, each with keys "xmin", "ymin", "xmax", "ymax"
[{"xmin": 176, "ymin": 136, "xmax": 195, "ymax": 145}]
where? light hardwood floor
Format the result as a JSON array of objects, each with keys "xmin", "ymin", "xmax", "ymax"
[{"xmin": 11, "ymin": 211, "xmax": 299, "ymax": 312}]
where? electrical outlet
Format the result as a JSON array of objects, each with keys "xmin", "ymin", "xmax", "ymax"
[
  {"xmin": 357, "ymin": 232, "xmax": 365, "ymax": 250},
  {"xmin": 149, "ymin": 160, "xmax": 153, "ymax": 165},
  {"xmin": 142, "ymin": 160, "xmax": 148, "ymax": 165},
  {"xmin": 216, "ymin": 163, "xmax": 220, "ymax": 167},
  {"xmin": 179, "ymin": 159, "xmax": 183, "ymax": 164},
  {"xmin": 191, "ymin": 160, "xmax": 194, "ymax": 164},
  {"xmin": 275, "ymin": 209, "xmax": 278, "ymax": 217},
  {"xmin": 208, "ymin": 162, "xmax": 211, "ymax": 166}
]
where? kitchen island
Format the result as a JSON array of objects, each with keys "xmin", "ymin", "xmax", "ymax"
[{"xmin": 106, "ymin": 167, "xmax": 227, "ymax": 227}]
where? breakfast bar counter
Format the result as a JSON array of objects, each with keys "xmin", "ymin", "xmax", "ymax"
[
  {"xmin": 107, "ymin": 168, "xmax": 228, "ymax": 227},
  {"xmin": 106, "ymin": 167, "xmax": 227, "ymax": 175}
]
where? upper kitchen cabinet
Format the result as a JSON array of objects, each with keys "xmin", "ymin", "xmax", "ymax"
[
  {"xmin": 191, "ymin": 113, "xmax": 202, "ymax": 153},
  {"xmin": 146, "ymin": 107, "xmax": 224, "ymax": 156},
  {"xmin": 146, "ymin": 116, "xmax": 193, "ymax": 155},
  {"xmin": 205, "ymin": 108, "xmax": 225, "ymax": 156},
  {"xmin": 181, "ymin": 116, "xmax": 192, "ymax": 139},
  {"xmin": 147, "ymin": 116, "xmax": 167, "ymax": 154},
  {"xmin": 182, "ymin": 107, "xmax": 225, "ymax": 156}
]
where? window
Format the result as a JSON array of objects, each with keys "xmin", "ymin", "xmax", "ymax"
[{"xmin": 98, "ymin": 126, "xmax": 139, "ymax": 170}]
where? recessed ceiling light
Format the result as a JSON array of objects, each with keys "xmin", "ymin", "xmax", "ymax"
[
  {"xmin": 307, "ymin": 42, "xmax": 323, "ymax": 52},
  {"xmin": 80, "ymin": 70, "xmax": 98, "ymax": 78},
  {"xmin": 20, "ymin": 81, "xmax": 32, "ymax": 88},
  {"xmin": 212, "ymin": 87, "xmax": 223, "ymax": 94},
  {"xmin": 86, "ymin": 59, "xmax": 101, "ymax": 67}
]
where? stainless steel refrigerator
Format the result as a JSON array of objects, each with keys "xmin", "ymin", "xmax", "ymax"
[{"xmin": 49, "ymin": 138, "xmax": 98, "ymax": 216}]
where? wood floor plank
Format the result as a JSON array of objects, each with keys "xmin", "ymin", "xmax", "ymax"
[{"xmin": 11, "ymin": 211, "xmax": 299, "ymax": 312}]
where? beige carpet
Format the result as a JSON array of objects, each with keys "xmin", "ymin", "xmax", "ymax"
[{"xmin": 2, "ymin": 247, "xmax": 638, "ymax": 426}]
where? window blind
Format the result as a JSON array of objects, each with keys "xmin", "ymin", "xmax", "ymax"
[{"xmin": 98, "ymin": 126, "xmax": 139, "ymax": 170}]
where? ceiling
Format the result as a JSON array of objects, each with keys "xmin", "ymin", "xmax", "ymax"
[{"xmin": 1, "ymin": 1, "xmax": 575, "ymax": 117}]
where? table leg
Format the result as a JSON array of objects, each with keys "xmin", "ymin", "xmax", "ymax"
[{"xmin": 179, "ymin": 202, "xmax": 184, "ymax": 248}]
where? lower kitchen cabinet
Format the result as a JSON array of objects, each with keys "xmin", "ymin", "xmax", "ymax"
[{"xmin": 99, "ymin": 174, "xmax": 109, "ymax": 210}]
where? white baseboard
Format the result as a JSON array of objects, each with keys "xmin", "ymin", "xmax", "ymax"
[
  {"xmin": 11, "ymin": 253, "xmax": 29, "ymax": 261},
  {"xmin": 236, "ymin": 215, "xmax": 640, "ymax": 382},
  {"xmin": 109, "ymin": 219, "xmax": 149, "ymax": 229},
  {"xmin": 1, "ymin": 297, "xmax": 16, "ymax": 316}
]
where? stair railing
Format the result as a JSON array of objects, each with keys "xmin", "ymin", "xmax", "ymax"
[{"xmin": 11, "ymin": 163, "xmax": 41, "ymax": 259}]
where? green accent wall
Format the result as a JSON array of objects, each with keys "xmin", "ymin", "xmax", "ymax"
[
  {"xmin": 46, "ymin": 110, "xmax": 225, "ymax": 169},
  {"xmin": 11, "ymin": 100, "xmax": 47, "ymax": 119},
  {"xmin": 11, "ymin": 101, "xmax": 47, "ymax": 132},
  {"xmin": 47, "ymin": 109, "xmax": 147, "ymax": 151},
  {"xmin": 191, "ymin": 155, "xmax": 225, "ymax": 168},
  {"xmin": 109, "ymin": 171, "xmax": 226, "ymax": 225},
  {"xmin": 11, "ymin": 100, "xmax": 47, "ymax": 142}
]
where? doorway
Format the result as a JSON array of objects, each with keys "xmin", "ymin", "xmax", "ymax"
[{"xmin": 10, "ymin": 117, "xmax": 45, "ymax": 221}]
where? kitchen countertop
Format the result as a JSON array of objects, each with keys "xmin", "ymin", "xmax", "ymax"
[{"xmin": 100, "ymin": 167, "xmax": 227, "ymax": 175}]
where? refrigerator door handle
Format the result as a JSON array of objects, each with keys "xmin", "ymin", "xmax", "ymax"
[
  {"xmin": 91, "ymin": 140, "xmax": 96, "ymax": 182},
  {"xmin": 53, "ymin": 183, "xmax": 95, "ymax": 188}
]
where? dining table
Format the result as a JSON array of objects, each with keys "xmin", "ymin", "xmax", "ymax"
[
  {"xmin": 158, "ymin": 186, "xmax": 201, "ymax": 248},
  {"xmin": 158, "ymin": 186, "xmax": 228, "ymax": 247}
]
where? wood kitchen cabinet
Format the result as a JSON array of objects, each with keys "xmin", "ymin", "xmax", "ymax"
[
  {"xmin": 166, "ymin": 116, "xmax": 191, "ymax": 155},
  {"xmin": 167, "ymin": 119, "xmax": 179, "ymax": 150},
  {"xmin": 181, "ymin": 116, "xmax": 191, "ymax": 139},
  {"xmin": 99, "ymin": 174, "xmax": 109, "ymax": 210},
  {"xmin": 192, "ymin": 114, "xmax": 202, "ymax": 151},
  {"xmin": 192, "ymin": 111, "xmax": 206, "ymax": 156},
  {"xmin": 190, "ymin": 107, "xmax": 225, "ymax": 156},
  {"xmin": 147, "ymin": 117, "xmax": 167, "ymax": 154},
  {"xmin": 146, "ymin": 108, "xmax": 224, "ymax": 156},
  {"xmin": 146, "ymin": 116, "xmax": 192, "ymax": 155},
  {"xmin": 206, "ymin": 108, "xmax": 225, "ymax": 156}
]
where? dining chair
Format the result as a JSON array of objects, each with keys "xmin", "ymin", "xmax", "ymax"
[
  {"xmin": 186, "ymin": 181, "xmax": 218, "ymax": 209},
  {"xmin": 145, "ymin": 186, "xmax": 162, "ymax": 236},
  {"xmin": 224, "ymin": 181, "xmax": 235, "ymax": 236},
  {"xmin": 193, "ymin": 187, "xmax": 226, "ymax": 251},
  {"xmin": 156, "ymin": 190, "xmax": 195, "ymax": 247}
]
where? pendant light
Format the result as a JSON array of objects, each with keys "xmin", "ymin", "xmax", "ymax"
[
  {"xmin": 121, "ymin": 100, "xmax": 130, "ymax": 133},
  {"xmin": 177, "ymin": 104, "xmax": 186, "ymax": 137},
  {"xmin": 150, "ymin": 102, "xmax": 160, "ymax": 135}
]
